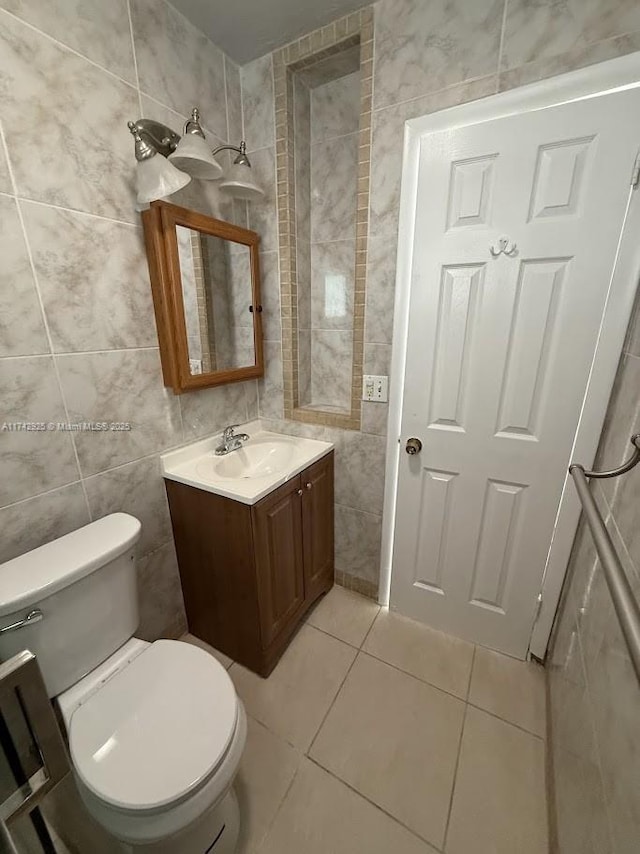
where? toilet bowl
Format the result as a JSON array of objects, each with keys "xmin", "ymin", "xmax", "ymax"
[
  {"xmin": 59, "ymin": 637, "xmax": 247, "ymax": 850},
  {"xmin": 0, "ymin": 513, "xmax": 246, "ymax": 853}
]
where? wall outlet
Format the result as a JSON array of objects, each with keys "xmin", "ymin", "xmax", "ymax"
[{"xmin": 362, "ymin": 375, "xmax": 389, "ymax": 403}]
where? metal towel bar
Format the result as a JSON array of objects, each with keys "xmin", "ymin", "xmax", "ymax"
[{"xmin": 569, "ymin": 434, "xmax": 640, "ymax": 682}]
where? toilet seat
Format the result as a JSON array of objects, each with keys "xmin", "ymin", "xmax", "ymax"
[{"xmin": 68, "ymin": 639, "xmax": 238, "ymax": 813}]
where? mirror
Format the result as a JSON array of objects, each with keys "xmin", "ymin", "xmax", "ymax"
[
  {"xmin": 175, "ymin": 227, "xmax": 256, "ymax": 375},
  {"xmin": 141, "ymin": 201, "xmax": 263, "ymax": 393}
]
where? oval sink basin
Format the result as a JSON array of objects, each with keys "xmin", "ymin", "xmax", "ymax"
[
  {"xmin": 161, "ymin": 425, "xmax": 334, "ymax": 504},
  {"xmin": 196, "ymin": 437, "xmax": 297, "ymax": 481}
]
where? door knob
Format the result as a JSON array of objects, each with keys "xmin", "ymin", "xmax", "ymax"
[
  {"xmin": 305, "ymin": 482, "xmax": 312, "ymax": 490},
  {"xmin": 405, "ymin": 438, "xmax": 422, "ymax": 455},
  {"xmin": 297, "ymin": 488, "xmax": 303, "ymax": 496}
]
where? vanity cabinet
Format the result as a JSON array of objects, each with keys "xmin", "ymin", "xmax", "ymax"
[{"xmin": 165, "ymin": 451, "xmax": 334, "ymax": 676}]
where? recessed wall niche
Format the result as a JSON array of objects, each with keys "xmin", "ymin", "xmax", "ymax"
[{"xmin": 273, "ymin": 8, "xmax": 374, "ymax": 429}]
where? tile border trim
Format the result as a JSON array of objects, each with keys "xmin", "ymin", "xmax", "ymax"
[
  {"xmin": 273, "ymin": 6, "xmax": 374, "ymax": 430},
  {"xmin": 336, "ymin": 569, "xmax": 378, "ymax": 600}
]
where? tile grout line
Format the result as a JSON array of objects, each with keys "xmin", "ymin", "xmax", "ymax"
[
  {"xmin": 268, "ymin": 53, "xmax": 276, "ymax": 149},
  {"xmin": 362, "ymin": 5, "xmax": 377, "ymax": 364},
  {"xmin": 138, "ymin": 88, "xmax": 229, "ymax": 143},
  {"xmin": 310, "ymin": 128, "xmax": 361, "ymax": 147},
  {"xmin": 137, "ymin": 536, "xmax": 175, "ymax": 562},
  {"xmin": 232, "ymin": 603, "xmax": 546, "ymax": 849},
  {"xmin": 358, "ymin": 646, "xmax": 470, "ymax": 705},
  {"xmin": 363, "ymin": 643, "xmax": 546, "ymax": 739},
  {"xmin": 14, "ymin": 196, "xmax": 92, "ymax": 517},
  {"xmin": 252, "ymin": 758, "xmax": 303, "ymax": 854},
  {"xmin": 240, "ymin": 59, "xmax": 247, "ymax": 142},
  {"xmin": 0, "ymin": 480, "xmax": 86, "ymax": 515},
  {"xmin": 495, "ymin": 0, "xmax": 510, "ymax": 87},
  {"xmin": 467, "ymin": 699, "xmax": 546, "ymax": 741},
  {"xmin": 371, "ymin": 71, "xmax": 499, "ymax": 118},
  {"xmin": 309, "ymin": 235, "xmax": 360, "ymax": 246},
  {"xmin": 305, "ymin": 598, "xmax": 381, "ymax": 652},
  {"xmin": 0, "ymin": 119, "xmax": 92, "ymax": 518},
  {"xmin": 572, "ymin": 625, "xmax": 617, "ymax": 848},
  {"xmin": 306, "ymin": 754, "xmax": 445, "ymax": 852},
  {"xmin": 305, "ymin": 642, "xmax": 361, "ymax": 758},
  {"xmin": 0, "ymin": 419, "xmax": 215, "ymax": 514},
  {"xmin": 441, "ymin": 646, "xmax": 476, "ymax": 850},
  {"xmin": 233, "ymin": 626, "xmax": 546, "ymax": 851},
  {"xmin": 441, "ymin": 698, "xmax": 470, "ymax": 852},
  {"xmin": 261, "ymin": 57, "xmax": 282, "ymax": 423},
  {"xmin": 0, "ymin": 346, "xmax": 160, "ymax": 362},
  {"xmin": 309, "ymin": 612, "xmax": 546, "ymax": 739},
  {"xmin": 0, "ymin": 6, "xmax": 139, "ymax": 92},
  {"xmin": 1, "ymin": 193, "xmax": 140, "ymax": 229},
  {"xmin": 2, "ymin": 7, "xmax": 229, "ymax": 144},
  {"xmin": 359, "ymin": 603, "xmax": 382, "ymax": 650},
  {"xmin": 544, "ymin": 671, "xmax": 558, "ymax": 854},
  {"xmin": 240, "ymin": 712, "xmax": 305, "ymax": 854},
  {"xmin": 126, "ymin": 0, "xmax": 144, "ymax": 119},
  {"xmin": 333, "ymin": 500, "xmax": 383, "ymax": 520},
  {"xmin": 244, "ymin": 141, "xmax": 275, "ymax": 157},
  {"xmin": 303, "ymin": 620, "xmax": 360, "ymax": 651},
  {"xmin": 465, "ymin": 644, "xmax": 477, "ymax": 702},
  {"xmin": 222, "ymin": 48, "xmax": 231, "ymax": 145},
  {"xmin": 499, "ymin": 27, "xmax": 640, "ymax": 80},
  {"xmin": 251, "ymin": 59, "xmax": 271, "ymax": 422}
]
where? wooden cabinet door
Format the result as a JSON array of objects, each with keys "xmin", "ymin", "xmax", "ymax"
[
  {"xmin": 252, "ymin": 476, "xmax": 305, "ymax": 649},
  {"xmin": 301, "ymin": 452, "xmax": 334, "ymax": 601}
]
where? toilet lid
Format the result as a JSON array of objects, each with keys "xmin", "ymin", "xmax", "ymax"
[{"xmin": 68, "ymin": 639, "xmax": 238, "ymax": 811}]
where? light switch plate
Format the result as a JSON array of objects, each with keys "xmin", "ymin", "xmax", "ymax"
[{"xmin": 362, "ymin": 375, "xmax": 389, "ymax": 403}]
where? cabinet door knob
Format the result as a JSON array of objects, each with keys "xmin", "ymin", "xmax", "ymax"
[
  {"xmin": 305, "ymin": 482, "xmax": 312, "ymax": 490},
  {"xmin": 297, "ymin": 488, "xmax": 303, "ymax": 496}
]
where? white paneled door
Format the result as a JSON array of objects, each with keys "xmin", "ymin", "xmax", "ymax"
[{"xmin": 391, "ymin": 87, "xmax": 640, "ymax": 658}]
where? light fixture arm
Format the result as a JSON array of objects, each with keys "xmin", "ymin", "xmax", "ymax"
[{"xmin": 212, "ymin": 141, "xmax": 251, "ymax": 166}]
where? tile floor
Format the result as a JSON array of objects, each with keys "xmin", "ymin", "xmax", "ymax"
[{"xmin": 183, "ymin": 585, "xmax": 548, "ymax": 854}]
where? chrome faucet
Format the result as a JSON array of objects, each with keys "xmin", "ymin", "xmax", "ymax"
[{"xmin": 215, "ymin": 424, "xmax": 250, "ymax": 456}]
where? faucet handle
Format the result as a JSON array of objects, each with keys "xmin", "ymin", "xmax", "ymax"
[{"xmin": 223, "ymin": 423, "xmax": 240, "ymax": 439}]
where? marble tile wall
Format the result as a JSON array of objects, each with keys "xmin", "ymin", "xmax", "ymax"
[
  {"xmin": 238, "ymin": 0, "xmax": 640, "ymax": 595},
  {"xmin": 308, "ymin": 71, "xmax": 359, "ymax": 413},
  {"xmin": 292, "ymin": 66, "xmax": 366, "ymax": 415},
  {"xmin": 0, "ymin": 0, "xmax": 257, "ymax": 639},
  {"xmin": 546, "ymin": 296, "xmax": 640, "ymax": 854},
  {"xmin": 240, "ymin": 54, "xmax": 283, "ymax": 418},
  {"xmin": 294, "ymin": 74, "xmax": 312, "ymax": 407}
]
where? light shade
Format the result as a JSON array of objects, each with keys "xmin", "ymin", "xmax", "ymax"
[
  {"xmin": 135, "ymin": 154, "xmax": 191, "ymax": 209},
  {"xmin": 168, "ymin": 133, "xmax": 223, "ymax": 180},
  {"xmin": 219, "ymin": 160, "xmax": 264, "ymax": 200}
]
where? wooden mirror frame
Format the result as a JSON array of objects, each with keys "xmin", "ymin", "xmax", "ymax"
[{"xmin": 141, "ymin": 200, "xmax": 264, "ymax": 393}]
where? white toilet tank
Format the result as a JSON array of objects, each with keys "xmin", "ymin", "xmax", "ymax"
[{"xmin": 0, "ymin": 513, "xmax": 141, "ymax": 698}]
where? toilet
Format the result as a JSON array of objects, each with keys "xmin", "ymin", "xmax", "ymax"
[{"xmin": 0, "ymin": 513, "xmax": 246, "ymax": 853}]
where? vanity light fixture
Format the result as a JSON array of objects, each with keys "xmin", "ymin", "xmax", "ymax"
[
  {"xmin": 214, "ymin": 141, "xmax": 264, "ymax": 201},
  {"xmin": 126, "ymin": 107, "xmax": 264, "ymax": 206},
  {"xmin": 168, "ymin": 108, "xmax": 223, "ymax": 180},
  {"xmin": 127, "ymin": 121, "xmax": 191, "ymax": 209}
]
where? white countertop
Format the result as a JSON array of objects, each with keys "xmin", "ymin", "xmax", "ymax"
[{"xmin": 160, "ymin": 420, "xmax": 334, "ymax": 505}]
